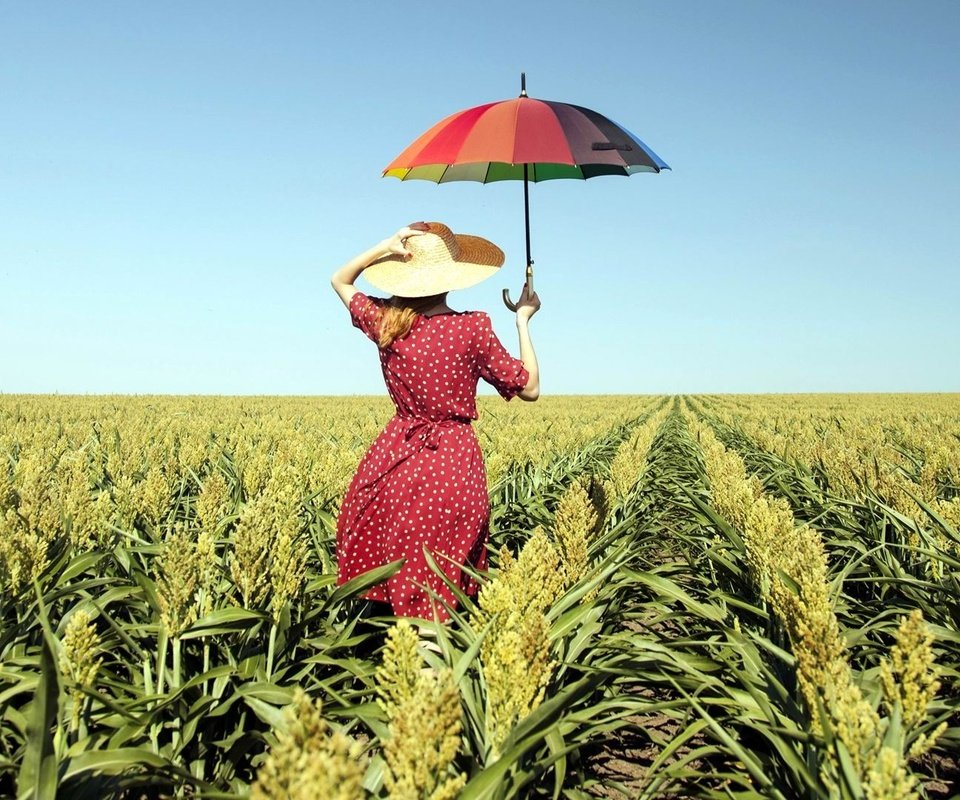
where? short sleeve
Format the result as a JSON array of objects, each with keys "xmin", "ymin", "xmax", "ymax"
[
  {"xmin": 349, "ymin": 291, "xmax": 383, "ymax": 344},
  {"xmin": 475, "ymin": 313, "xmax": 530, "ymax": 401}
]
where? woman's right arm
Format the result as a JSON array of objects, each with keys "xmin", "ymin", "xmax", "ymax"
[{"xmin": 514, "ymin": 283, "xmax": 541, "ymax": 401}]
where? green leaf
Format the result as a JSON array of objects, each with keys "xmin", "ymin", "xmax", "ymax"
[
  {"xmin": 243, "ymin": 695, "xmax": 287, "ymax": 729},
  {"xmin": 452, "ymin": 615, "xmax": 496, "ymax": 686},
  {"xmin": 178, "ymin": 607, "xmax": 269, "ymax": 640},
  {"xmin": 60, "ymin": 747, "xmax": 172, "ymax": 781},
  {"xmin": 17, "ymin": 584, "xmax": 62, "ymax": 800},
  {"xmin": 324, "ymin": 559, "xmax": 404, "ymax": 607},
  {"xmin": 546, "ymin": 728, "xmax": 565, "ymax": 800}
]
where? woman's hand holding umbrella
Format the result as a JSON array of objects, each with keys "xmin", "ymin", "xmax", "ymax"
[{"xmin": 514, "ymin": 282, "xmax": 541, "ymax": 322}]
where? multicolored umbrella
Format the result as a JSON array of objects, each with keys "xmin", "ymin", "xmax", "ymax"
[{"xmin": 383, "ymin": 74, "xmax": 670, "ymax": 308}]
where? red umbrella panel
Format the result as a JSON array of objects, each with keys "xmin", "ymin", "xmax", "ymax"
[{"xmin": 383, "ymin": 77, "xmax": 670, "ymax": 308}]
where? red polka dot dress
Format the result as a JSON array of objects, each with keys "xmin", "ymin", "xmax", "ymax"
[{"xmin": 335, "ymin": 291, "xmax": 530, "ymax": 621}]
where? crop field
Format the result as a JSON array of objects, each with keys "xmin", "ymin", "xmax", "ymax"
[{"xmin": 1, "ymin": 393, "xmax": 958, "ymax": 799}]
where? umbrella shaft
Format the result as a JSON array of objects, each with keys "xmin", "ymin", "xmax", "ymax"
[{"xmin": 523, "ymin": 163, "xmax": 533, "ymax": 270}]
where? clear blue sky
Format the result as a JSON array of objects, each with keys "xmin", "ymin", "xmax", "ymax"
[{"xmin": 2, "ymin": 1, "xmax": 958, "ymax": 394}]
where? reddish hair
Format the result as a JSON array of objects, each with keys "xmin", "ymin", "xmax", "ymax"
[{"xmin": 377, "ymin": 294, "xmax": 447, "ymax": 348}]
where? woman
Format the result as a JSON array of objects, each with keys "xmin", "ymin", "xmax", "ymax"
[{"xmin": 330, "ymin": 221, "xmax": 541, "ymax": 621}]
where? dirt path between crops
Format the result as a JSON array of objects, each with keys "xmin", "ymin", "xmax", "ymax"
[
  {"xmin": 584, "ymin": 611, "xmax": 708, "ymax": 800},
  {"xmin": 582, "ymin": 409, "xmax": 720, "ymax": 798}
]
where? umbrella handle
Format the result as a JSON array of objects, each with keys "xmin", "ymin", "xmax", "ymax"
[{"xmin": 502, "ymin": 265, "xmax": 534, "ymax": 311}]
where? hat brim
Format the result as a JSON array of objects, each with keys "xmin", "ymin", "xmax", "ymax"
[{"xmin": 362, "ymin": 233, "xmax": 504, "ymax": 298}]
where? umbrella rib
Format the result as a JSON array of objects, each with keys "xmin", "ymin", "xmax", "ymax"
[{"xmin": 509, "ymin": 97, "xmax": 523, "ymax": 167}]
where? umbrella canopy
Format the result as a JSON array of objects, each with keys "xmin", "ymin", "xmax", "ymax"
[
  {"xmin": 383, "ymin": 75, "xmax": 670, "ymax": 307},
  {"xmin": 384, "ymin": 99, "xmax": 669, "ymax": 182}
]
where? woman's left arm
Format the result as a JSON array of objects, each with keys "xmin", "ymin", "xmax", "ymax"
[{"xmin": 330, "ymin": 223, "xmax": 429, "ymax": 308}]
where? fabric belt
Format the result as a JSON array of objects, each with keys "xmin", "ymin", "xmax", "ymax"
[{"xmin": 399, "ymin": 415, "xmax": 471, "ymax": 450}]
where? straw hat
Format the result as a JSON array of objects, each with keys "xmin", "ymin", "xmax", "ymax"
[{"xmin": 362, "ymin": 222, "xmax": 504, "ymax": 297}]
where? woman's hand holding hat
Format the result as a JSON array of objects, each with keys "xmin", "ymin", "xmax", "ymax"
[{"xmin": 384, "ymin": 222, "xmax": 430, "ymax": 261}]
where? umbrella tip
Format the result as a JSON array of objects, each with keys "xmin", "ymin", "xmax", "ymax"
[{"xmin": 520, "ymin": 71, "xmax": 527, "ymax": 97}]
